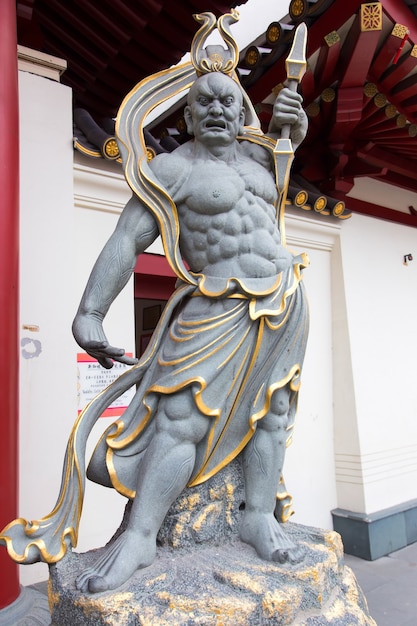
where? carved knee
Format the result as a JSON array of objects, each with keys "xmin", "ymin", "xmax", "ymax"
[
  {"xmin": 157, "ymin": 388, "xmax": 208, "ymax": 443},
  {"xmin": 161, "ymin": 390, "xmax": 194, "ymax": 421},
  {"xmin": 259, "ymin": 388, "xmax": 290, "ymax": 433},
  {"xmin": 270, "ymin": 389, "xmax": 290, "ymax": 418}
]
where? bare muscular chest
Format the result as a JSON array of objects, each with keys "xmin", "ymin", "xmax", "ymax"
[{"xmin": 178, "ymin": 159, "xmax": 277, "ymax": 215}]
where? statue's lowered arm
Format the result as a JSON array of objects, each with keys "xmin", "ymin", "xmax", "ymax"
[{"xmin": 72, "ymin": 195, "xmax": 159, "ymax": 369}]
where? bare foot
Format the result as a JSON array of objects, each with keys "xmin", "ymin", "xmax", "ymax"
[
  {"xmin": 75, "ymin": 528, "xmax": 156, "ymax": 593},
  {"xmin": 240, "ymin": 511, "xmax": 305, "ymax": 564}
]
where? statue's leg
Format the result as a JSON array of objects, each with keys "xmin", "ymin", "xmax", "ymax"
[
  {"xmin": 240, "ymin": 385, "xmax": 305, "ymax": 564},
  {"xmin": 76, "ymin": 388, "xmax": 209, "ymax": 593}
]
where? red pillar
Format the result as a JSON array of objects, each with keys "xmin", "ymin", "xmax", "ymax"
[{"xmin": 0, "ymin": 0, "xmax": 20, "ymax": 609}]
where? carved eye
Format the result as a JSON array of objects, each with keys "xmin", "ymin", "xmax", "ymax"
[
  {"xmin": 223, "ymin": 96, "xmax": 234, "ymax": 106},
  {"xmin": 198, "ymin": 96, "xmax": 210, "ymax": 106}
]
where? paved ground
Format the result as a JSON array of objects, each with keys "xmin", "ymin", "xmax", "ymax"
[
  {"xmin": 345, "ymin": 542, "xmax": 417, "ymax": 626},
  {"xmin": 28, "ymin": 542, "xmax": 417, "ymax": 625}
]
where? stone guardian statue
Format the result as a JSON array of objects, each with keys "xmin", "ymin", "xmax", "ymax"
[{"xmin": 1, "ymin": 12, "xmax": 309, "ymax": 595}]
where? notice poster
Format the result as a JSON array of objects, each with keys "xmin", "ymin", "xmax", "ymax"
[{"xmin": 77, "ymin": 353, "xmax": 136, "ymax": 417}]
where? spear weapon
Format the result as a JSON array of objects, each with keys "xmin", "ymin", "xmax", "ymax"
[{"xmin": 274, "ymin": 22, "xmax": 307, "ymax": 244}]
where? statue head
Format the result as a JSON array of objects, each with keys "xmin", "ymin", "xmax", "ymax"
[{"xmin": 184, "ymin": 73, "xmax": 245, "ymax": 146}]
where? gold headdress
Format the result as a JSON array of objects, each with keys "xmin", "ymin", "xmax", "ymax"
[{"xmin": 190, "ymin": 11, "xmax": 240, "ymax": 76}]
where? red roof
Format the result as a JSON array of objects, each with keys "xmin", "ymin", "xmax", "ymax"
[
  {"xmin": 17, "ymin": 0, "xmax": 417, "ymax": 226},
  {"xmin": 17, "ymin": 0, "xmax": 248, "ymax": 118}
]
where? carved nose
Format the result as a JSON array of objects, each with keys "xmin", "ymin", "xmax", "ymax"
[{"xmin": 209, "ymin": 102, "xmax": 222, "ymax": 115}]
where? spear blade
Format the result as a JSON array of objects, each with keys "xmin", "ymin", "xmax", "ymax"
[{"xmin": 286, "ymin": 22, "xmax": 307, "ymax": 84}]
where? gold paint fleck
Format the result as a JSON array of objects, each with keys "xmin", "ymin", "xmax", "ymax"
[
  {"xmin": 47, "ymin": 581, "xmax": 60, "ymax": 611},
  {"xmin": 262, "ymin": 586, "xmax": 302, "ymax": 621},
  {"xmin": 216, "ymin": 569, "xmax": 264, "ymax": 594},
  {"xmin": 192, "ymin": 502, "xmax": 221, "ymax": 532},
  {"xmin": 209, "ymin": 486, "xmax": 223, "ymax": 500},
  {"xmin": 167, "ymin": 508, "xmax": 194, "ymax": 548},
  {"xmin": 74, "ymin": 591, "xmax": 135, "ymax": 622},
  {"xmin": 187, "ymin": 493, "xmax": 200, "ymax": 509},
  {"xmin": 145, "ymin": 572, "xmax": 167, "ymax": 586},
  {"xmin": 156, "ymin": 590, "xmax": 257, "ymax": 621},
  {"xmin": 225, "ymin": 482, "xmax": 235, "ymax": 526}
]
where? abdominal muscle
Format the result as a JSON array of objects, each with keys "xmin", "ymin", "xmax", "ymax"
[{"xmin": 176, "ymin": 159, "xmax": 292, "ymax": 280}]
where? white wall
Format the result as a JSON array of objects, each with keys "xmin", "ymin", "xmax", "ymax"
[
  {"xmin": 18, "ymin": 70, "xmax": 77, "ymax": 585},
  {"xmin": 284, "ymin": 212, "xmax": 340, "ymax": 529},
  {"xmin": 333, "ymin": 212, "xmax": 417, "ymax": 514}
]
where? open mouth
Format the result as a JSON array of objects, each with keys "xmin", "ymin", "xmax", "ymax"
[{"xmin": 205, "ymin": 120, "xmax": 226, "ymax": 129}]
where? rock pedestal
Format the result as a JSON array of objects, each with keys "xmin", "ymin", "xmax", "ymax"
[{"xmin": 48, "ymin": 461, "xmax": 376, "ymax": 625}]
